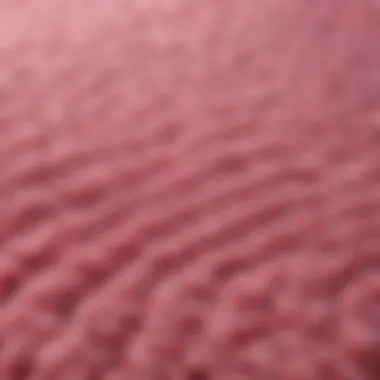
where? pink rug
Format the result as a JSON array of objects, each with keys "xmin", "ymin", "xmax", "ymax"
[{"xmin": 0, "ymin": 1, "xmax": 379, "ymax": 379}]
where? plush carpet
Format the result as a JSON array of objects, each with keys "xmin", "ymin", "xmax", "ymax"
[{"xmin": 0, "ymin": 1, "xmax": 379, "ymax": 379}]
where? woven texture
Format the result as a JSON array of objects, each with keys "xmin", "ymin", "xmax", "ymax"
[{"xmin": 0, "ymin": 1, "xmax": 380, "ymax": 379}]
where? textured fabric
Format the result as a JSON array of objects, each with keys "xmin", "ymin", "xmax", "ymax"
[{"xmin": 0, "ymin": 1, "xmax": 380, "ymax": 379}]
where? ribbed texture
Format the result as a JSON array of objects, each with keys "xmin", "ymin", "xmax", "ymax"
[{"xmin": 0, "ymin": 1, "xmax": 380, "ymax": 379}]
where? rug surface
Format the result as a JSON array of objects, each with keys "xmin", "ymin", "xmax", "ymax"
[{"xmin": 0, "ymin": 1, "xmax": 379, "ymax": 379}]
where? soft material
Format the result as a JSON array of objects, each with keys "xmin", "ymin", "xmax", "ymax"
[{"xmin": 0, "ymin": 1, "xmax": 379, "ymax": 379}]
